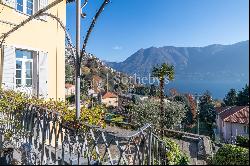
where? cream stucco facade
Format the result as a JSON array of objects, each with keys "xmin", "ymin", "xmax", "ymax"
[{"xmin": 0, "ymin": 0, "xmax": 66, "ymax": 100}]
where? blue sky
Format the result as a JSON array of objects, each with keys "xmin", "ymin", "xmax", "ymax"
[{"xmin": 66, "ymin": 0, "xmax": 249, "ymax": 62}]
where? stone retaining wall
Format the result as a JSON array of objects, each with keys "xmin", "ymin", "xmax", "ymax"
[{"xmin": 162, "ymin": 129, "xmax": 213, "ymax": 163}]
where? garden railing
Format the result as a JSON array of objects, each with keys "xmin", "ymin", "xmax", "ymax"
[{"xmin": 0, "ymin": 103, "xmax": 168, "ymax": 165}]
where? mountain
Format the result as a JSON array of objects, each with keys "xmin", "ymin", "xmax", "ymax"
[{"xmin": 107, "ymin": 41, "xmax": 249, "ymax": 98}]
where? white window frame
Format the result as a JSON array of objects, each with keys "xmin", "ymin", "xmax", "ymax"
[{"xmin": 15, "ymin": 49, "xmax": 34, "ymax": 88}]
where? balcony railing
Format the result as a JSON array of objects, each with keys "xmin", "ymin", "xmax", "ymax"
[{"xmin": 0, "ymin": 102, "xmax": 168, "ymax": 165}]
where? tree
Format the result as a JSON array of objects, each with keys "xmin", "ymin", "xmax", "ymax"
[
  {"xmin": 198, "ymin": 91, "xmax": 216, "ymax": 137},
  {"xmin": 132, "ymin": 86, "xmax": 150, "ymax": 95},
  {"xmin": 169, "ymin": 88, "xmax": 179, "ymax": 97},
  {"xmin": 152, "ymin": 63, "xmax": 174, "ymax": 137},
  {"xmin": 149, "ymin": 84, "xmax": 157, "ymax": 97},
  {"xmin": 65, "ymin": 63, "xmax": 74, "ymax": 83},
  {"xmin": 173, "ymin": 94, "xmax": 196, "ymax": 129},
  {"xmin": 199, "ymin": 90, "xmax": 213, "ymax": 104},
  {"xmin": 223, "ymin": 88, "xmax": 238, "ymax": 106},
  {"xmin": 186, "ymin": 94, "xmax": 197, "ymax": 120},
  {"xmin": 237, "ymin": 84, "xmax": 249, "ymax": 106},
  {"xmin": 129, "ymin": 99, "xmax": 186, "ymax": 130},
  {"xmin": 199, "ymin": 102, "xmax": 216, "ymax": 126}
]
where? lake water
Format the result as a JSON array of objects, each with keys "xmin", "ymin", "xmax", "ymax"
[{"xmin": 165, "ymin": 80, "xmax": 248, "ymax": 99}]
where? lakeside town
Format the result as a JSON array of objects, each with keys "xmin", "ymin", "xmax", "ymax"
[{"xmin": 0, "ymin": 0, "xmax": 249, "ymax": 165}]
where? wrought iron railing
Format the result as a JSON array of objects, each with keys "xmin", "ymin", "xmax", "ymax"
[{"xmin": 0, "ymin": 103, "xmax": 168, "ymax": 165}]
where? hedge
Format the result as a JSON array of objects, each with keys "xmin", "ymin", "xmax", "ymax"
[{"xmin": 212, "ymin": 144, "xmax": 249, "ymax": 165}]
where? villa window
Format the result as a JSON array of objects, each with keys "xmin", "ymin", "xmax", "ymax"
[
  {"xmin": 16, "ymin": 0, "xmax": 35, "ymax": 15},
  {"xmin": 243, "ymin": 126, "xmax": 249, "ymax": 134},
  {"xmin": 2, "ymin": 45, "xmax": 48, "ymax": 98},
  {"xmin": 26, "ymin": 0, "xmax": 33, "ymax": 15},
  {"xmin": 15, "ymin": 49, "xmax": 33, "ymax": 87},
  {"xmin": 16, "ymin": 0, "xmax": 23, "ymax": 12},
  {"xmin": 0, "ymin": 0, "xmax": 47, "ymax": 16}
]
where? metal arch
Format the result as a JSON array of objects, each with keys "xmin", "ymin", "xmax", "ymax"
[{"xmin": 80, "ymin": 0, "xmax": 110, "ymax": 64}]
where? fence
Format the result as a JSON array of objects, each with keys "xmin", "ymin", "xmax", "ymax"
[{"xmin": 0, "ymin": 102, "xmax": 168, "ymax": 165}]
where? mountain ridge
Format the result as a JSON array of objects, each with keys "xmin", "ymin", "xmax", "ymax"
[
  {"xmin": 106, "ymin": 40, "xmax": 249, "ymax": 98},
  {"xmin": 107, "ymin": 40, "xmax": 249, "ymax": 83}
]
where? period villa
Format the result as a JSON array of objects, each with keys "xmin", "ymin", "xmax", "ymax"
[
  {"xmin": 0, "ymin": 0, "xmax": 66, "ymax": 99},
  {"xmin": 215, "ymin": 106, "xmax": 249, "ymax": 142}
]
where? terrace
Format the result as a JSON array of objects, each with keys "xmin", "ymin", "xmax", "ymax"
[
  {"xmin": 0, "ymin": 89, "xmax": 213, "ymax": 165},
  {"xmin": 0, "ymin": 90, "xmax": 168, "ymax": 165}
]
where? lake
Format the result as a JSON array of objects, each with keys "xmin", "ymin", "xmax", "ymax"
[{"xmin": 165, "ymin": 80, "xmax": 248, "ymax": 99}]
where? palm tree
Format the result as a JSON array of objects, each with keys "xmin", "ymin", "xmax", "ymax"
[{"xmin": 152, "ymin": 63, "xmax": 174, "ymax": 137}]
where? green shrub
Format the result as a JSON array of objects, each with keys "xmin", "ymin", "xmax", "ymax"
[
  {"xmin": 65, "ymin": 94, "xmax": 86, "ymax": 104},
  {"xmin": 163, "ymin": 138, "xmax": 189, "ymax": 165},
  {"xmin": 212, "ymin": 144, "xmax": 249, "ymax": 165},
  {"xmin": 236, "ymin": 135, "xmax": 249, "ymax": 148},
  {"xmin": 66, "ymin": 95, "xmax": 75, "ymax": 104},
  {"xmin": 111, "ymin": 115, "xmax": 124, "ymax": 123},
  {"xmin": 0, "ymin": 89, "xmax": 106, "ymax": 130}
]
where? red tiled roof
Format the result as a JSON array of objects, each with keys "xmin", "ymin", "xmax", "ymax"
[
  {"xmin": 215, "ymin": 106, "xmax": 232, "ymax": 114},
  {"xmin": 216, "ymin": 106, "xmax": 249, "ymax": 124},
  {"xmin": 102, "ymin": 92, "xmax": 117, "ymax": 99}
]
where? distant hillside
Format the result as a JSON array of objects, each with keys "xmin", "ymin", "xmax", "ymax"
[
  {"xmin": 65, "ymin": 49, "xmax": 136, "ymax": 93},
  {"xmin": 107, "ymin": 41, "xmax": 249, "ymax": 96},
  {"xmin": 107, "ymin": 41, "xmax": 249, "ymax": 83}
]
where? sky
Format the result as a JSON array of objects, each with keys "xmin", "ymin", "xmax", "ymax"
[{"xmin": 66, "ymin": 0, "xmax": 249, "ymax": 62}]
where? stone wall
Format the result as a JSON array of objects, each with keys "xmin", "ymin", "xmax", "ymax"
[{"xmin": 163, "ymin": 129, "xmax": 213, "ymax": 164}]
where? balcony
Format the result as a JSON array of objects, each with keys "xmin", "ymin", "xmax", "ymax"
[{"xmin": 0, "ymin": 90, "xmax": 168, "ymax": 165}]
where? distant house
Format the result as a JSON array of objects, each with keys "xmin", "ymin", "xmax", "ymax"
[
  {"xmin": 65, "ymin": 83, "xmax": 75, "ymax": 96},
  {"xmin": 215, "ymin": 106, "xmax": 249, "ymax": 142},
  {"xmin": 101, "ymin": 92, "xmax": 118, "ymax": 107}
]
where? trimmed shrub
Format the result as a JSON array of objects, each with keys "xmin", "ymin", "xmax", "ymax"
[
  {"xmin": 236, "ymin": 135, "xmax": 249, "ymax": 148},
  {"xmin": 212, "ymin": 144, "xmax": 249, "ymax": 165}
]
